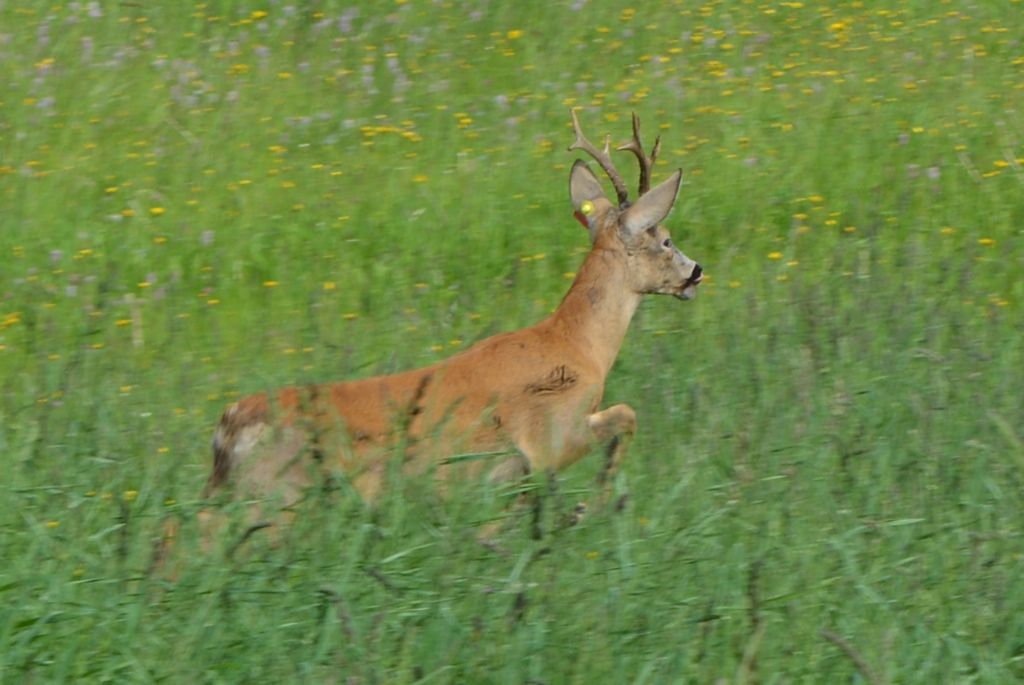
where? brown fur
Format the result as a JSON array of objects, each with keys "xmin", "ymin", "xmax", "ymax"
[
  {"xmin": 201, "ymin": 112, "xmax": 703, "ymax": 539},
  {"xmin": 525, "ymin": 366, "xmax": 579, "ymax": 395}
]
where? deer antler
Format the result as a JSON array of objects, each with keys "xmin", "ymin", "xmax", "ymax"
[
  {"xmin": 568, "ymin": 109, "xmax": 631, "ymax": 206},
  {"xmin": 616, "ymin": 112, "xmax": 661, "ymax": 196}
]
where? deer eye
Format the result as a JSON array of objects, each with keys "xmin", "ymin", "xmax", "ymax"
[{"xmin": 662, "ymin": 238, "xmax": 673, "ymax": 249}]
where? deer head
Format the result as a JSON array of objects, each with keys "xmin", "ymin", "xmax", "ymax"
[{"xmin": 567, "ymin": 111, "xmax": 703, "ymax": 300}]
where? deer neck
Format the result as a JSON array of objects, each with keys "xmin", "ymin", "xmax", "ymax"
[{"xmin": 548, "ymin": 245, "xmax": 641, "ymax": 376}]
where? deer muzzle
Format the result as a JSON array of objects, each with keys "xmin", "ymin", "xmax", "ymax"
[
  {"xmin": 677, "ymin": 263, "xmax": 703, "ymax": 300},
  {"xmin": 686, "ymin": 263, "xmax": 703, "ymax": 288}
]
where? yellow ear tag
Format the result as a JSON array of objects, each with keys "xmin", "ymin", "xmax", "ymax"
[{"xmin": 581, "ymin": 200, "xmax": 595, "ymax": 215}]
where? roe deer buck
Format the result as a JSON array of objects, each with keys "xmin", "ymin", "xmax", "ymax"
[{"xmin": 203, "ymin": 111, "xmax": 703, "ymax": 536}]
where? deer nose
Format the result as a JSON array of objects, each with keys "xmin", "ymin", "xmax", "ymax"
[{"xmin": 688, "ymin": 263, "xmax": 703, "ymax": 284}]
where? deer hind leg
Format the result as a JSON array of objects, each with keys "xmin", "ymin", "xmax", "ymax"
[
  {"xmin": 587, "ymin": 403, "xmax": 637, "ymax": 502},
  {"xmin": 201, "ymin": 419, "xmax": 315, "ymax": 556}
]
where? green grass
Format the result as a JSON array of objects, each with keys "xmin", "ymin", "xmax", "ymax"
[{"xmin": 2, "ymin": 0, "xmax": 1023, "ymax": 682}]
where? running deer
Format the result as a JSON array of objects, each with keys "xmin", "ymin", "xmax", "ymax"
[{"xmin": 203, "ymin": 111, "xmax": 703, "ymax": 535}]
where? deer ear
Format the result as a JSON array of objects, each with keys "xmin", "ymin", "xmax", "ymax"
[
  {"xmin": 569, "ymin": 160, "xmax": 608, "ymax": 210},
  {"xmin": 621, "ymin": 169, "xmax": 682, "ymax": 236}
]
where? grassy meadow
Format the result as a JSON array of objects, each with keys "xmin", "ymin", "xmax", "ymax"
[{"xmin": 2, "ymin": 0, "xmax": 1023, "ymax": 681}]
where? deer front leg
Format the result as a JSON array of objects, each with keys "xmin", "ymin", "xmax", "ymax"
[
  {"xmin": 587, "ymin": 403, "xmax": 637, "ymax": 500},
  {"xmin": 472, "ymin": 454, "xmax": 534, "ymax": 552}
]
